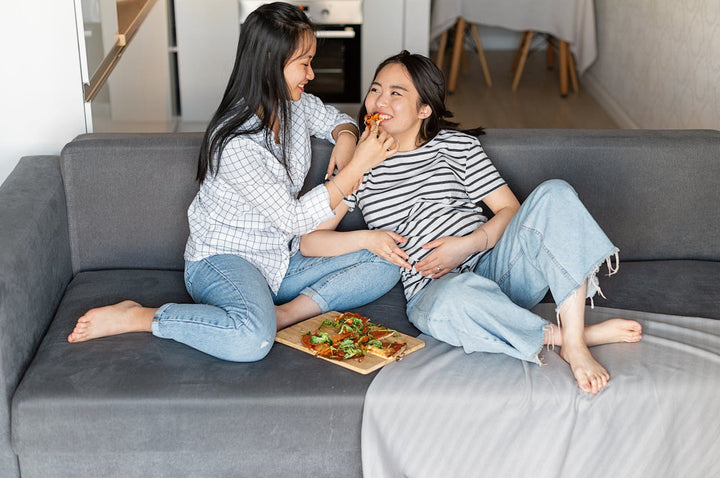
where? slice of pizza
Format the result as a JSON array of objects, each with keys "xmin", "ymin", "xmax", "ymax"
[
  {"xmin": 363, "ymin": 112, "xmax": 390, "ymax": 134},
  {"xmin": 366, "ymin": 340, "xmax": 407, "ymax": 359}
]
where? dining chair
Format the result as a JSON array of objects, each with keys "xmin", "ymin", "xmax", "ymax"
[
  {"xmin": 511, "ymin": 30, "xmax": 579, "ymax": 96},
  {"xmin": 435, "ymin": 17, "xmax": 492, "ymax": 93}
]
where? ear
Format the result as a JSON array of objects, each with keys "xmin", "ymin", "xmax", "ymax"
[{"xmin": 418, "ymin": 104, "xmax": 432, "ymax": 120}]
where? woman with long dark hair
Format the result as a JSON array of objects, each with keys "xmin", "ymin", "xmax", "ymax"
[
  {"xmin": 303, "ymin": 51, "xmax": 642, "ymax": 393},
  {"xmin": 67, "ymin": 3, "xmax": 403, "ymax": 361}
]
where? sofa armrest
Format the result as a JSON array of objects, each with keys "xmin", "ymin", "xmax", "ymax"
[{"xmin": 0, "ymin": 156, "xmax": 72, "ymax": 477}]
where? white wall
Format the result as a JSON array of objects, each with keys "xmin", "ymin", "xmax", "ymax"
[
  {"xmin": 0, "ymin": 1, "xmax": 88, "ymax": 185},
  {"xmin": 586, "ymin": 0, "xmax": 720, "ymax": 129}
]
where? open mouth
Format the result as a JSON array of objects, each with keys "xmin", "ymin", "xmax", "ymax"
[{"xmin": 365, "ymin": 112, "xmax": 393, "ymax": 126}]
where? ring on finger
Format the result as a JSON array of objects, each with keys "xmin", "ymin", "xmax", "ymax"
[{"xmin": 436, "ymin": 266, "xmax": 441, "ymax": 272}]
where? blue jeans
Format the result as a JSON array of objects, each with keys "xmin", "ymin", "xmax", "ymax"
[
  {"xmin": 406, "ymin": 180, "xmax": 618, "ymax": 363},
  {"xmin": 152, "ymin": 249, "xmax": 400, "ymax": 362}
]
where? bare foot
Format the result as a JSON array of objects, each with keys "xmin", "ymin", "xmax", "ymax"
[
  {"xmin": 560, "ymin": 340, "xmax": 610, "ymax": 394},
  {"xmin": 67, "ymin": 300, "xmax": 154, "ymax": 343},
  {"xmin": 275, "ymin": 295, "xmax": 321, "ymax": 330},
  {"xmin": 545, "ymin": 318, "xmax": 642, "ymax": 347},
  {"xmin": 585, "ymin": 318, "xmax": 642, "ymax": 345}
]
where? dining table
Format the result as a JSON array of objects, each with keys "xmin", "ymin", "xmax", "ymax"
[{"xmin": 431, "ymin": 0, "xmax": 598, "ymax": 94}]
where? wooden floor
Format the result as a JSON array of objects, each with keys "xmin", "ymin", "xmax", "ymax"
[
  {"xmin": 439, "ymin": 49, "xmax": 618, "ymax": 130},
  {"xmin": 95, "ymin": 48, "xmax": 618, "ymax": 133}
]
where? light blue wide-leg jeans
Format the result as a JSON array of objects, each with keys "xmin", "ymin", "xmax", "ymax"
[
  {"xmin": 406, "ymin": 180, "xmax": 618, "ymax": 363},
  {"xmin": 153, "ymin": 250, "xmax": 400, "ymax": 362}
]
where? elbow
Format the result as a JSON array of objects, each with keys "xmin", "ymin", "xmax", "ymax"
[
  {"xmin": 298, "ymin": 234, "xmax": 315, "ymax": 256},
  {"xmin": 299, "ymin": 235, "xmax": 309, "ymax": 256}
]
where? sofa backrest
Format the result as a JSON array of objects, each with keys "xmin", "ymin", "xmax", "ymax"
[
  {"xmin": 61, "ymin": 133, "xmax": 202, "ymax": 273},
  {"xmin": 480, "ymin": 129, "xmax": 720, "ymax": 262},
  {"xmin": 61, "ymin": 129, "xmax": 720, "ymax": 273},
  {"xmin": 60, "ymin": 133, "xmax": 365, "ymax": 274}
]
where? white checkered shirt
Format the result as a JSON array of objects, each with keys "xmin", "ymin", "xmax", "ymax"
[{"xmin": 185, "ymin": 93, "xmax": 354, "ymax": 293}]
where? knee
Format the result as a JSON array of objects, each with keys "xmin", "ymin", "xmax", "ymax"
[
  {"xmin": 219, "ymin": 329, "xmax": 275, "ymax": 362},
  {"xmin": 536, "ymin": 179, "xmax": 576, "ymax": 198},
  {"xmin": 220, "ymin": 310, "xmax": 276, "ymax": 362},
  {"xmin": 362, "ymin": 250, "xmax": 403, "ymax": 281},
  {"xmin": 526, "ymin": 179, "xmax": 579, "ymax": 211}
]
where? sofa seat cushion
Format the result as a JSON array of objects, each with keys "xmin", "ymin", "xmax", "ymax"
[{"xmin": 12, "ymin": 269, "xmax": 414, "ymax": 476}]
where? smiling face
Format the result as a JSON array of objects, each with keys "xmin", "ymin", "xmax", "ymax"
[
  {"xmin": 283, "ymin": 33, "xmax": 316, "ymax": 101},
  {"xmin": 364, "ymin": 63, "xmax": 432, "ymax": 151}
]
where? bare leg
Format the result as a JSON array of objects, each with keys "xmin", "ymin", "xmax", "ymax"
[
  {"xmin": 556, "ymin": 283, "xmax": 614, "ymax": 394},
  {"xmin": 275, "ymin": 294, "xmax": 322, "ymax": 330},
  {"xmin": 67, "ymin": 300, "xmax": 155, "ymax": 343}
]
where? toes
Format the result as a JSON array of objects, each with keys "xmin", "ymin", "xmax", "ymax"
[{"xmin": 577, "ymin": 374, "xmax": 592, "ymax": 393}]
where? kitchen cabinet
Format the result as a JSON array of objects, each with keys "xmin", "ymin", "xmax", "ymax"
[
  {"xmin": 361, "ymin": 0, "xmax": 430, "ymax": 93},
  {"xmin": 174, "ymin": 0, "xmax": 430, "ymax": 123},
  {"xmin": 174, "ymin": 0, "xmax": 240, "ymax": 122}
]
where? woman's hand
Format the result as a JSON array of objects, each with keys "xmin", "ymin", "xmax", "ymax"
[
  {"xmin": 325, "ymin": 126, "xmax": 397, "ymax": 209},
  {"xmin": 326, "ymin": 131, "xmax": 356, "ymax": 179},
  {"xmin": 415, "ymin": 235, "xmax": 477, "ymax": 278},
  {"xmin": 361, "ymin": 230, "xmax": 411, "ymax": 270},
  {"xmin": 352, "ymin": 126, "xmax": 398, "ymax": 171}
]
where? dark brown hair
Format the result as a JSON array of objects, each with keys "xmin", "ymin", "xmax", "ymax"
[
  {"xmin": 197, "ymin": 2, "xmax": 315, "ymax": 183},
  {"xmin": 358, "ymin": 50, "xmax": 484, "ymax": 144}
]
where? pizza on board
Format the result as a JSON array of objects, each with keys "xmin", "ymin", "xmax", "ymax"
[{"xmin": 300, "ymin": 312, "xmax": 407, "ymax": 361}]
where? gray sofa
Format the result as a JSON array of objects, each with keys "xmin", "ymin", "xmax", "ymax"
[{"xmin": 1, "ymin": 129, "xmax": 718, "ymax": 477}]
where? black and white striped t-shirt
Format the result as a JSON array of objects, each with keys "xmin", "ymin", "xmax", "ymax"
[{"xmin": 346, "ymin": 130, "xmax": 506, "ymax": 300}]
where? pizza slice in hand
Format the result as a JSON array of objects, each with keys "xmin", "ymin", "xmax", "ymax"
[{"xmin": 364, "ymin": 113, "xmax": 390, "ymax": 134}]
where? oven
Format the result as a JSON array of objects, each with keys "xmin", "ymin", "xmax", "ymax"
[{"xmin": 238, "ymin": 0, "xmax": 363, "ymax": 103}]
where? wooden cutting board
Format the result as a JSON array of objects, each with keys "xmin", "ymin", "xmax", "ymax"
[{"xmin": 275, "ymin": 311, "xmax": 425, "ymax": 375}]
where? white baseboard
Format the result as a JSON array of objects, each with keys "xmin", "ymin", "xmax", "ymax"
[{"xmin": 582, "ymin": 73, "xmax": 639, "ymax": 129}]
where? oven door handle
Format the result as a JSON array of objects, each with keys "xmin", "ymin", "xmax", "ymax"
[{"xmin": 315, "ymin": 30, "xmax": 356, "ymax": 39}]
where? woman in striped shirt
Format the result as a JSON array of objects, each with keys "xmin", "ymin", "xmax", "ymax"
[{"xmin": 302, "ymin": 51, "xmax": 642, "ymax": 394}]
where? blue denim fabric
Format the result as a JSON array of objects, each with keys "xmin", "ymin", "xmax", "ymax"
[
  {"xmin": 152, "ymin": 251, "xmax": 400, "ymax": 362},
  {"xmin": 406, "ymin": 180, "xmax": 618, "ymax": 363},
  {"xmin": 274, "ymin": 249, "xmax": 402, "ymax": 312}
]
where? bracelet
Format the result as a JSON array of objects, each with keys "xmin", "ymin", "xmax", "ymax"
[
  {"xmin": 329, "ymin": 177, "xmax": 347, "ymax": 197},
  {"xmin": 479, "ymin": 228, "xmax": 489, "ymax": 252},
  {"xmin": 337, "ymin": 129, "xmax": 358, "ymax": 144}
]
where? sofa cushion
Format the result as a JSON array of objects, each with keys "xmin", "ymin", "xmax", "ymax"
[
  {"xmin": 61, "ymin": 134, "xmax": 368, "ymax": 275},
  {"xmin": 61, "ymin": 134, "xmax": 202, "ymax": 273},
  {"xmin": 11, "ymin": 269, "xmax": 414, "ymax": 477},
  {"xmin": 481, "ymin": 129, "xmax": 720, "ymax": 263},
  {"xmin": 594, "ymin": 260, "xmax": 720, "ymax": 319}
]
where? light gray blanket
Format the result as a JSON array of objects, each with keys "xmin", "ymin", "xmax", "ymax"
[{"xmin": 362, "ymin": 306, "xmax": 720, "ymax": 477}]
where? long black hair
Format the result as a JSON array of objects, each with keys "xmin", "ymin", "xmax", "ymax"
[
  {"xmin": 358, "ymin": 50, "xmax": 484, "ymax": 145},
  {"xmin": 197, "ymin": 2, "xmax": 315, "ymax": 183}
]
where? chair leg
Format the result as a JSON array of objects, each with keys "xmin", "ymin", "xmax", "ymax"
[
  {"xmin": 436, "ymin": 30, "xmax": 448, "ymax": 70},
  {"xmin": 559, "ymin": 40, "xmax": 569, "ymax": 96},
  {"xmin": 448, "ymin": 17, "xmax": 466, "ymax": 93},
  {"xmin": 511, "ymin": 31, "xmax": 530, "ymax": 73},
  {"xmin": 546, "ymin": 36, "xmax": 555, "ymax": 69},
  {"xmin": 470, "ymin": 24, "xmax": 492, "ymax": 87},
  {"xmin": 567, "ymin": 47, "xmax": 579, "ymax": 92},
  {"xmin": 511, "ymin": 30, "xmax": 534, "ymax": 91}
]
